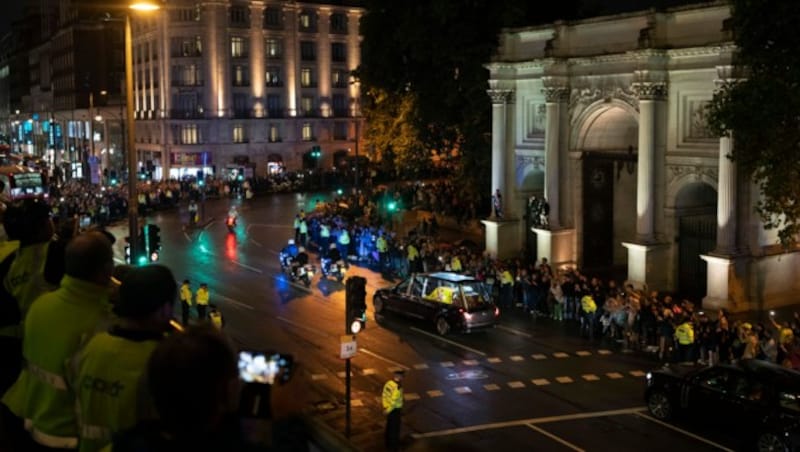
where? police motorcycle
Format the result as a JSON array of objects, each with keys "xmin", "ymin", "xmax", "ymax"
[
  {"xmin": 320, "ymin": 243, "xmax": 346, "ymax": 282},
  {"xmin": 283, "ymin": 244, "xmax": 314, "ymax": 287},
  {"xmin": 279, "ymin": 239, "xmax": 298, "ymax": 272},
  {"xmin": 226, "ymin": 207, "xmax": 238, "ymax": 233}
]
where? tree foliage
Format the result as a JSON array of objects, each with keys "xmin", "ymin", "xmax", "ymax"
[{"xmin": 707, "ymin": 0, "xmax": 800, "ymax": 247}]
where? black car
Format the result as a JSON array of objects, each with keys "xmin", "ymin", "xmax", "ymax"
[
  {"xmin": 372, "ymin": 272, "xmax": 499, "ymax": 335},
  {"xmin": 645, "ymin": 359, "xmax": 800, "ymax": 451}
]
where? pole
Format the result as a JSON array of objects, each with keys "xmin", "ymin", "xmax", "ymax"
[
  {"xmin": 89, "ymin": 92, "xmax": 95, "ymax": 181},
  {"xmin": 354, "ymin": 118, "xmax": 359, "ymax": 192},
  {"xmin": 345, "ymin": 357, "xmax": 351, "ymax": 439},
  {"xmin": 125, "ymin": 15, "xmax": 139, "ymax": 262}
]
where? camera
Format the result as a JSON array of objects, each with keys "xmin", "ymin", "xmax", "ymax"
[{"xmin": 238, "ymin": 351, "xmax": 294, "ymax": 385}]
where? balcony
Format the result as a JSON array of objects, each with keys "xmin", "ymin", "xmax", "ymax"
[
  {"xmin": 332, "ymin": 108, "xmax": 349, "ymax": 118},
  {"xmin": 266, "ymin": 109, "xmax": 285, "ymax": 118},
  {"xmin": 169, "ymin": 109, "xmax": 204, "ymax": 119},
  {"xmin": 233, "ymin": 109, "xmax": 253, "ymax": 119}
]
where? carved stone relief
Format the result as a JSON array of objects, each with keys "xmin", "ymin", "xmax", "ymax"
[
  {"xmin": 689, "ymin": 100, "xmax": 714, "ymax": 139},
  {"xmin": 667, "ymin": 165, "xmax": 718, "ymax": 185},
  {"xmin": 568, "ymin": 85, "xmax": 638, "ymax": 125}
]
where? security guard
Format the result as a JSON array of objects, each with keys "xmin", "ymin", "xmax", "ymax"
[
  {"xmin": 75, "ymin": 265, "xmax": 177, "ymax": 452},
  {"xmin": 2, "ymin": 232, "xmax": 114, "ymax": 450},
  {"xmin": 195, "ymin": 283, "xmax": 209, "ymax": 320},
  {"xmin": 382, "ymin": 370, "xmax": 404, "ymax": 452},
  {"xmin": 179, "ymin": 279, "xmax": 193, "ymax": 325},
  {"xmin": 674, "ymin": 316, "xmax": 695, "ymax": 363},
  {"xmin": 376, "ymin": 234, "xmax": 388, "ymax": 269}
]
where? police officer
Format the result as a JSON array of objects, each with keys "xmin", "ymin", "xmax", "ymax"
[
  {"xmin": 406, "ymin": 241, "xmax": 419, "ymax": 274},
  {"xmin": 376, "ymin": 234, "xmax": 388, "ymax": 270},
  {"xmin": 180, "ymin": 279, "xmax": 193, "ymax": 325},
  {"xmin": 208, "ymin": 305, "xmax": 224, "ymax": 330},
  {"xmin": 499, "ymin": 266, "xmax": 514, "ymax": 309},
  {"xmin": 196, "ymin": 283, "xmax": 209, "ymax": 320},
  {"xmin": 450, "ymin": 254, "xmax": 462, "ymax": 273},
  {"xmin": 298, "ymin": 218, "xmax": 308, "ymax": 248},
  {"xmin": 319, "ymin": 222, "xmax": 331, "ymax": 251},
  {"xmin": 580, "ymin": 294, "xmax": 597, "ymax": 338},
  {"xmin": 337, "ymin": 228, "xmax": 350, "ymax": 262},
  {"xmin": 382, "ymin": 370, "xmax": 404, "ymax": 452},
  {"xmin": 75, "ymin": 265, "xmax": 177, "ymax": 452},
  {"xmin": 293, "ymin": 214, "xmax": 301, "ymax": 243},
  {"xmin": 674, "ymin": 316, "xmax": 695, "ymax": 364}
]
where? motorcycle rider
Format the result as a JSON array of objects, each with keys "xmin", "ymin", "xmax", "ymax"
[
  {"xmin": 290, "ymin": 246, "xmax": 310, "ymax": 279},
  {"xmin": 280, "ymin": 239, "xmax": 298, "ymax": 269},
  {"xmin": 322, "ymin": 243, "xmax": 342, "ymax": 275}
]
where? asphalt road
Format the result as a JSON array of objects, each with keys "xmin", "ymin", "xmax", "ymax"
[{"xmin": 106, "ymin": 193, "xmax": 743, "ymax": 452}]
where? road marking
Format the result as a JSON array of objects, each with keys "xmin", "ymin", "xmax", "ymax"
[
  {"xmin": 249, "ymin": 238, "xmax": 263, "ymax": 247},
  {"xmin": 508, "ymin": 381, "xmax": 525, "ymax": 389},
  {"xmin": 311, "ymin": 374, "xmax": 328, "ymax": 381},
  {"xmin": 496, "ymin": 325, "xmax": 532, "ymax": 338},
  {"xmin": 426, "ymin": 390, "xmax": 444, "ymax": 398},
  {"xmin": 215, "ymin": 294, "xmax": 256, "ymax": 311},
  {"xmin": 553, "ymin": 352, "xmax": 570, "ymax": 359},
  {"xmin": 203, "ymin": 220, "xmax": 215, "ymax": 230},
  {"xmin": 606, "ymin": 372, "xmax": 625, "ymax": 379},
  {"xmin": 486, "ymin": 357, "xmax": 502, "ymax": 364},
  {"xmin": 336, "ymin": 371, "xmax": 353, "ymax": 378},
  {"xmin": 413, "ymin": 363, "xmax": 429, "ymax": 370},
  {"xmin": 351, "ymin": 399, "xmax": 363, "ymax": 407},
  {"xmin": 575, "ymin": 350, "xmax": 592, "ymax": 357},
  {"xmin": 388, "ymin": 366, "xmax": 405, "ymax": 373},
  {"xmin": 230, "ymin": 260, "xmax": 263, "ymax": 273},
  {"xmin": 484, "ymin": 384, "xmax": 501, "ymax": 391},
  {"xmin": 531, "ymin": 378, "xmax": 550, "ymax": 386},
  {"xmin": 404, "ymin": 393, "xmax": 420, "ymax": 401},
  {"xmin": 629, "ymin": 370, "xmax": 646, "ymax": 377},
  {"xmin": 454, "ymin": 386, "xmax": 472, "ymax": 394},
  {"xmin": 411, "ymin": 406, "xmax": 647, "ymax": 439},
  {"xmin": 409, "ymin": 327, "xmax": 487, "ymax": 356},
  {"xmin": 362, "ymin": 368, "xmax": 377, "ymax": 376},
  {"xmin": 526, "ymin": 424, "xmax": 585, "ymax": 452},
  {"xmin": 183, "ymin": 231, "xmax": 191, "ymax": 242},
  {"xmin": 510, "ymin": 355, "xmax": 524, "ymax": 362},
  {"xmin": 463, "ymin": 359, "xmax": 479, "ymax": 366},
  {"xmin": 440, "ymin": 361, "xmax": 455, "ymax": 368},
  {"xmin": 582, "ymin": 374, "xmax": 600, "ymax": 381},
  {"xmin": 276, "ymin": 316, "xmax": 330, "ymax": 338},
  {"xmin": 531, "ymin": 354, "xmax": 548, "ymax": 360},
  {"xmin": 555, "ymin": 376, "xmax": 574, "ymax": 384},
  {"xmin": 359, "ymin": 348, "xmax": 410, "ymax": 371},
  {"xmin": 633, "ymin": 412, "xmax": 735, "ymax": 451},
  {"xmin": 598, "ymin": 349, "xmax": 613, "ymax": 355}
]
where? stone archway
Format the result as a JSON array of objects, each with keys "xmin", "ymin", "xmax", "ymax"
[
  {"xmin": 674, "ymin": 181, "xmax": 717, "ymax": 300},
  {"xmin": 576, "ymin": 104, "xmax": 639, "ymax": 271}
]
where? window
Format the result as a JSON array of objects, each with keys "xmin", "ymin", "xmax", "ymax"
[
  {"xmin": 779, "ymin": 392, "xmax": 800, "ymax": 412},
  {"xmin": 232, "ymin": 64, "xmax": 249, "ymax": 86},
  {"xmin": 301, "ymin": 123, "xmax": 313, "ymax": 141},
  {"xmin": 181, "ymin": 124, "xmax": 199, "ymax": 144},
  {"xmin": 170, "ymin": 8, "xmax": 199, "ymax": 22},
  {"xmin": 300, "ymin": 68, "xmax": 314, "ymax": 87},
  {"xmin": 300, "ymin": 41, "xmax": 316, "ymax": 61},
  {"xmin": 267, "ymin": 94, "xmax": 282, "ymax": 117},
  {"xmin": 233, "ymin": 93, "xmax": 248, "ymax": 117},
  {"xmin": 332, "ymin": 69, "xmax": 349, "ymax": 88},
  {"xmin": 332, "ymin": 94, "xmax": 347, "ymax": 116},
  {"xmin": 299, "ymin": 10, "xmax": 316, "ymax": 31},
  {"xmin": 301, "ymin": 96, "xmax": 314, "ymax": 116},
  {"xmin": 230, "ymin": 5, "xmax": 249, "ymax": 27},
  {"xmin": 266, "ymin": 67, "xmax": 281, "ymax": 86},
  {"xmin": 265, "ymin": 38, "xmax": 282, "ymax": 59},
  {"xmin": 230, "ymin": 37, "xmax": 248, "ymax": 58},
  {"xmin": 264, "ymin": 7, "xmax": 282, "ymax": 29},
  {"xmin": 695, "ymin": 368, "xmax": 731, "ymax": 392},
  {"xmin": 333, "ymin": 122, "xmax": 347, "ymax": 140},
  {"xmin": 330, "ymin": 13, "xmax": 347, "ymax": 33},
  {"xmin": 173, "ymin": 64, "xmax": 201, "ymax": 86},
  {"xmin": 331, "ymin": 43, "xmax": 346, "ymax": 63},
  {"xmin": 233, "ymin": 124, "xmax": 246, "ymax": 143},
  {"xmin": 268, "ymin": 124, "xmax": 281, "ymax": 142}
]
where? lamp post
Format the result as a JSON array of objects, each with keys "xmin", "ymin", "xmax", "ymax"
[{"xmin": 126, "ymin": 1, "xmax": 161, "ymax": 264}]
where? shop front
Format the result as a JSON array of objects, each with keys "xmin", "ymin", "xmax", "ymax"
[{"xmin": 169, "ymin": 151, "xmax": 213, "ymax": 180}]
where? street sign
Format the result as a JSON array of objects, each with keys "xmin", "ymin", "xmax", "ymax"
[{"xmin": 340, "ymin": 335, "xmax": 357, "ymax": 359}]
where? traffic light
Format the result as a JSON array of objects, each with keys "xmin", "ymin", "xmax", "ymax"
[
  {"xmin": 345, "ymin": 276, "xmax": 367, "ymax": 334},
  {"xmin": 311, "ymin": 145, "xmax": 321, "ymax": 158},
  {"xmin": 197, "ymin": 170, "xmax": 205, "ymax": 187},
  {"xmin": 142, "ymin": 224, "xmax": 161, "ymax": 263},
  {"xmin": 387, "ymin": 201, "xmax": 397, "ymax": 212}
]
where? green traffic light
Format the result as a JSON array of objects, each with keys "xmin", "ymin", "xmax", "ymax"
[
  {"xmin": 336, "ymin": 188, "xmax": 343, "ymax": 195},
  {"xmin": 110, "ymin": 179, "xmax": 117, "ymax": 185},
  {"xmin": 137, "ymin": 256, "xmax": 148, "ymax": 266},
  {"xmin": 388, "ymin": 201, "xmax": 397, "ymax": 211}
]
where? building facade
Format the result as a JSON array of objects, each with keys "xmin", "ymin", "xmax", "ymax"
[
  {"xmin": 132, "ymin": 0, "xmax": 364, "ymax": 180},
  {"xmin": 485, "ymin": 1, "xmax": 800, "ymax": 311}
]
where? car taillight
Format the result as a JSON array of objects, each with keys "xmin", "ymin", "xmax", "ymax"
[
  {"xmin": 494, "ymin": 306, "xmax": 500, "ymax": 317},
  {"xmin": 463, "ymin": 311, "xmax": 472, "ymax": 320}
]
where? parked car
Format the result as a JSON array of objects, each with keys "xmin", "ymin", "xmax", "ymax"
[
  {"xmin": 372, "ymin": 272, "xmax": 499, "ymax": 335},
  {"xmin": 645, "ymin": 359, "xmax": 800, "ymax": 451}
]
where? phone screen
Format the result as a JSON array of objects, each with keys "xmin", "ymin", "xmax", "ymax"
[{"xmin": 238, "ymin": 351, "xmax": 293, "ymax": 385}]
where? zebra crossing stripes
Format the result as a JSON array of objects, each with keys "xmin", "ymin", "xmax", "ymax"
[
  {"xmin": 508, "ymin": 381, "xmax": 526, "ymax": 389},
  {"xmin": 484, "ymin": 383, "xmax": 501, "ymax": 391}
]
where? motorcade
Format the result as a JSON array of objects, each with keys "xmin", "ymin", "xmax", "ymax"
[
  {"xmin": 645, "ymin": 359, "xmax": 800, "ymax": 452},
  {"xmin": 320, "ymin": 257, "xmax": 346, "ymax": 282},
  {"xmin": 372, "ymin": 272, "xmax": 499, "ymax": 336},
  {"xmin": 0, "ymin": 165, "xmax": 47, "ymax": 201}
]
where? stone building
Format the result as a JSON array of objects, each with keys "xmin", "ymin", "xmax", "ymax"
[{"xmin": 484, "ymin": 1, "xmax": 799, "ymax": 310}]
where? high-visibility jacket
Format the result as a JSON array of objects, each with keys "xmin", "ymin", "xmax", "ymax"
[
  {"xmin": 381, "ymin": 379, "xmax": 403, "ymax": 414},
  {"xmin": 406, "ymin": 244, "xmax": 418, "ymax": 262},
  {"xmin": 376, "ymin": 236, "xmax": 388, "ymax": 253},
  {"xmin": 338, "ymin": 230, "xmax": 350, "ymax": 246},
  {"xmin": 196, "ymin": 288, "xmax": 209, "ymax": 306},
  {"xmin": 2, "ymin": 242, "xmax": 55, "ymax": 337},
  {"xmin": 3, "ymin": 275, "xmax": 111, "ymax": 449},
  {"xmin": 299, "ymin": 220, "xmax": 308, "ymax": 235},
  {"xmin": 450, "ymin": 257, "xmax": 462, "ymax": 272},
  {"xmin": 293, "ymin": 217, "xmax": 300, "ymax": 229},
  {"xmin": 209, "ymin": 311, "xmax": 223, "ymax": 330},
  {"xmin": 500, "ymin": 271, "xmax": 514, "ymax": 286},
  {"xmin": 75, "ymin": 330, "xmax": 160, "ymax": 452},
  {"xmin": 580, "ymin": 295, "xmax": 597, "ymax": 314},
  {"xmin": 675, "ymin": 322, "xmax": 694, "ymax": 345},
  {"xmin": 320, "ymin": 225, "xmax": 330, "ymax": 238},
  {"xmin": 179, "ymin": 283, "xmax": 192, "ymax": 304}
]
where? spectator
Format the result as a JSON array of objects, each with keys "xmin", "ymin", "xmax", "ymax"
[{"xmin": 75, "ymin": 264, "xmax": 178, "ymax": 452}]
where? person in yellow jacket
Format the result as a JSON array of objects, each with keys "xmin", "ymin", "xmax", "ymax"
[
  {"xmin": 450, "ymin": 255, "xmax": 462, "ymax": 273},
  {"xmin": 376, "ymin": 235, "xmax": 388, "ymax": 270},
  {"xmin": 580, "ymin": 295, "xmax": 597, "ymax": 339},
  {"xmin": 179, "ymin": 280, "xmax": 192, "ymax": 325},
  {"xmin": 75, "ymin": 265, "xmax": 177, "ymax": 452},
  {"xmin": 208, "ymin": 305, "xmax": 224, "ymax": 330},
  {"xmin": 674, "ymin": 317, "xmax": 695, "ymax": 364},
  {"xmin": 382, "ymin": 370, "xmax": 404, "ymax": 452},
  {"xmin": 195, "ymin": 283, "xmax": 209, "ymax": 320},
  {"xmin": 499, "ymin": 267, "xmax": 514, "ymax": 309},
  {"xmin": 406, "ymin": 242, "xmax": 419, "ymax": 273},
  {"xmin": 2, "ymin": 232, "xmax": 114, "ymax": 450}
]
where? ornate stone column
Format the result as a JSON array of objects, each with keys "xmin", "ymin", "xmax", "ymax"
[
  {"xmin": 542, "ymin": 85, "xmax": 568, "ymax": 229},
  {"xmin": 716, "ymin": 134, "xmax": 736, "ymax": 253},
  {"xmin": 250, "ymin": 1, "xmax": 266, "ymax": 118},
  {"xmin": 632, "ymin": 81, "xmax": 665, "ymax": 242},
  {"xmin": 487, "ymin": 86, "xmax": 511, "ymax": 218}
]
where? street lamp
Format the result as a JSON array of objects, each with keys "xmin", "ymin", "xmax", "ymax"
[{"xmin": 126, "ymin": 1, "xmax": 161, "ymax": 264}]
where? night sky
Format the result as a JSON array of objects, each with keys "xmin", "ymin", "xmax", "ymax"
[{"xmin": 0, "ymin": 2, "xmax": 24, "ymax": 36}]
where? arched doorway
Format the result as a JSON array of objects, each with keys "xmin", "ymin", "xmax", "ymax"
[
  {"xmin": 578, "ymin": 104, "xmax": 638, "ymax": 272},
  {"xmin": 675, "ymin": 182, "xmax": 717, "ymax": 300}
]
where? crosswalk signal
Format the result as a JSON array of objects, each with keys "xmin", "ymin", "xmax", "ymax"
[
  {"xmin": 311, "ymin": 145, "xmax": 321, "ymax": 158},
  {"xmin": 197, "ymin": 170, "xmax": 205, "ymax": 187},
  {"xmin": 142, "ymin": 224, "xmax": 161, "ymax": 263},
  {"xmin": 345, "ymin": 276, "xmax": 367, "ymax": 334}
]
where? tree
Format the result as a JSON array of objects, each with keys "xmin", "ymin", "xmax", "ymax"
[{"xmin": 707, "ymin": 0, "xmax": 800, "ymax": 247}]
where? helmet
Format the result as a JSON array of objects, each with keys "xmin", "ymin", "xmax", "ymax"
[
  {"xmin": 298, "ymin": 246, "xmax": 306, "ymax": 253},
  {"xmin": 329, "ymin": 243, "xmax": 336, "ymax": 249},
  {"xmin": 288, "ymin": 239, "xmax": 295, "ymax": 245}
]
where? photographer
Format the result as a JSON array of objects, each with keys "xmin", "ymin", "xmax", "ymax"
[{"xmin": 106, "ymin": 325, "xmax": 309, "ymax": 452}]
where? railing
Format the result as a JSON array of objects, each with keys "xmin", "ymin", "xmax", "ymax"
[{"xmin": 169, "ymin": 109, "xmax": 204, "ymax": 119}]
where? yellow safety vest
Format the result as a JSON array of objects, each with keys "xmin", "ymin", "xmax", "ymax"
[
  {"xmin": 320, "ymin": 225, "xmax": 330, "ymax": 238},
  {"xmin": 179, "ymin": 284, "xmax": 192, "ymax": 304},
  {"xmin": 500, "ymin": 271, "xmax": 514, "ymax": 286},
  {"xmin": 3, "ymin": 276, "xmax": 111, "ymax": 449},
  {"xmin": 209, "ymin": 311, "xmax": 223, "ymax": 330},
  {"xmin": 75, "ymin": 331, "xmax": 160, "ymax": 452},
  {"xmin": 381, "ymin": 379, "xmax": 403, "ymax": 414},
  {"xmin": 376, "ymin": 237, "xmax": 388, "ymax": 253},
  {"xmin": 580, "ymin": 295, "xmax": 597, "ymax": 313},
  {"xmin": 407, "ymin": 245, "xmax": 418, "ymax": 261},
  {"xmin": 196, "ymin": 288, "xmax": 209, "ymax": 306},
  {"xmin": 338, "ymin": 231, "xmax": 350, "ymax": 245},
  {"xmin": 3, "ymin": 242, "xmax": 55, "ymax": 337},
  {"xmin": 675, "ymin": 322, "xmax": 694, "ymax": 345},
  {"xmin": 450, "ymin": 257, "xmax": 462, "ymax": 272}
]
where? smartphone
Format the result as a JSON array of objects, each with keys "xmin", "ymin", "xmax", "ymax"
[
  {"xmin": 79, "ymin": 215, "xmax": 91, "ymax": 229},
  {"xmin": 238, "ymin": 351, "xmax": 293, "ymax": 385}
]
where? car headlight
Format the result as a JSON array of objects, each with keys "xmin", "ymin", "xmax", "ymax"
[{"xmin": 646, "ymin": 372, "xmax": 652, "ymax": 381}]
